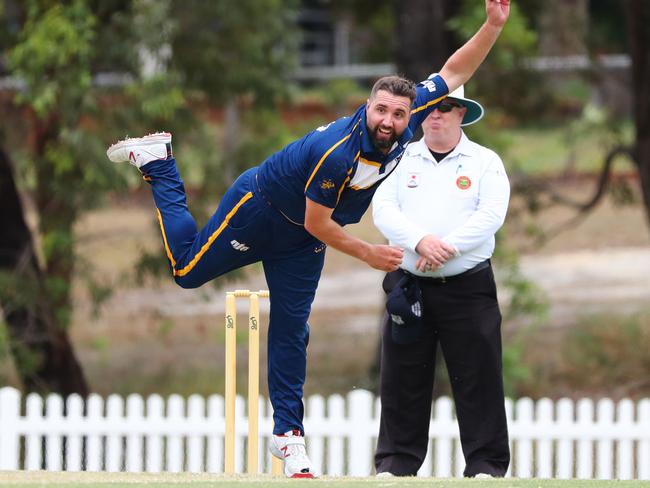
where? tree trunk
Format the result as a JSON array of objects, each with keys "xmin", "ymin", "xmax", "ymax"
[
  {"xmin": 624, "ymin": 0, "xmax": 650, "ymax": 230},
  {"xmin": 0, "ymin": 146, "xmax": 89, "ymax": 396},
  {"xmin": 221, "ymin": 98, "xmax": 241, "ymax": 185},
  {"xmin": 394, "ymin": 0, "xmax": 459, "ymax": 82}
]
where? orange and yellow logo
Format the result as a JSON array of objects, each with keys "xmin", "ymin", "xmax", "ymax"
[{"xmin": 456, "ymin": 175, "xmax": 471, "ymax": 190}]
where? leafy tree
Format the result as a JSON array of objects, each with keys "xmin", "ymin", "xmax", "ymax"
[
  {"xmin": 1, "ymin": 0, "xmax": 108, "ymax": 395},
  {"xmin": 0, "ymin": 0, "xmax": 300, "ymax": 394},
  {"xmin": 448, "ymin": 0, "xmax": 539, "ymax": 120},
  {"xmin": 0, "ymin": 0, "xmax": 169, "ymax": 394},
  {"xmin": 170, "ymin": 0, "xmax": 299, "ymax": 184},
  {"xmin": 483, "ymin": 0, "xmax": 650, "ymax": 236}
]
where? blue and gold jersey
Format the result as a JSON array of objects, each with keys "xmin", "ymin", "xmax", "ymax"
[{"xmin": 256, "ymin": 74, "xmax": 448, "ymax": 226}]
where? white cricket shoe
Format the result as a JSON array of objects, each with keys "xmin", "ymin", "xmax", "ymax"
[
  {"xmin": 475, "ymin": 473, "xmax": 495, "ymax": 479},
  {"xmin": 269, "ymin": 429, "xmax": 316, "ymax": 478},
  {"xmin": 106, "ymin": 132, "xmax": 172, "ymax": 169},
  {"xmin": 376, "ymin": 471, "xmax": 395, "ymax": 478}
]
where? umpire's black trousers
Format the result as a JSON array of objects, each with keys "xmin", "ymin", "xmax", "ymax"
[{"xmin": 374, "ymin": 264, "xmax": 510, "ymax": 477}]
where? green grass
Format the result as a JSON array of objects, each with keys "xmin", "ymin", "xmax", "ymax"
[
  {"xmin": 0, "ymin": 472, "xmax": 647, "ymax": 488},
  {"xmin": 501, "ymin": 124, "xmax": 635, "ymax": 176}
]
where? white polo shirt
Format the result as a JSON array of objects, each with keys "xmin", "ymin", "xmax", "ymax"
[{"xmin": 372, "ymin": 132, "xmax": 510, "ymax": 277}]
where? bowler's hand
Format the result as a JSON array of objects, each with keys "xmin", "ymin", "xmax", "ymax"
[
  {"xmin": 415, "ymin": 235, "xmax": 457, "ymax": 269},
  {"xmin": 486, "ymin": 0, "xmax": 510, "ymax": 28},
  {"xmin": 364, "ymin": 244, "xmax": 404, "ymax": 272}
]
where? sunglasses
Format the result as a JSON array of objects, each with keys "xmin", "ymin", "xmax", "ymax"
[{"xmin": 437, "ymin": 100, "xmax": 464, "ymax": 113}]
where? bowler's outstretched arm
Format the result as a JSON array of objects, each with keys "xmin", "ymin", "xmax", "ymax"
[{"xmin": 439, "ymin": 0, "xmax": 510, "ymax": 92}]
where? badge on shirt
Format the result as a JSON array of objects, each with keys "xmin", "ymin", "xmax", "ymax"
[
  {"xmin": 456, "ymin": 175, "xmax": 472, "ymax": 190},
  {"xmin": 320, "ymin": 179, "xmax": 335, "ymax": 191},
  {"xmin": 407, "ymin": 172, "xmax": 419, "ymax": 188}
]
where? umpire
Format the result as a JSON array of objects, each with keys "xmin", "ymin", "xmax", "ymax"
[{"xmin": 371, "ymin": 85, "xmax": 510, "ymax": 478}]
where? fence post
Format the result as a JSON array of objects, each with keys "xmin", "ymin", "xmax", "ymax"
[
  {"xmin": 515, "ymin": 397, "xmax": 534, "ymax": 478},
  {"xmin": 616, "ymin": 399, "xmax": 634, "ymax": 480},
  {"xmin": 433, "ymin": 397, "xmax": 454, "ymax": 477},
  {"xmin": 145, "ymin": 395, "xmax": 165, "ymax": 472},
  {"xmin": 535, "ymin": 398, "xmax": 553, "ymax": 479},
  {"xmin": 24, "ymin": 393, "xmax": 43, "ymax": 470},
  {"xmin": 305, "ymin": 394, "xmax": 326, "ymax": 475},
  {"xmin": 347, "ymin": 390, "xmax": 373, "ymax": 476},
  {"xmin": 639, "ymin": 399, "xmax": 650, "ymax": 480},
  {"xmin": 206, "ymin": 394, "xmax": 224, "ymax": 473},
  {"xmin": 556, "ymin": 398, "xmax": 574, "ymax": 478},
  {"xmin": 576, "ymin": 398, "xmax": 594, "ymax": 479},
  {"xmin": 187, "ymin": 394, "xmax": 205, "ymax": 473},
  {"xmin": 0, "ymin": 387, "xmax": 20, "ymax": 469},
  {"xmin": 234, "ymin": 395, "xmax": 245, "ymax": 473},
  {"xmin": 106, "ymin": 394, "xmax": 124, "ymax": 472},
  {"xmin": 45, "ymin": 393, "xmax": 64, "ymax": 471},
  {"xmin": 326, "ymin": 394, "xmax": 345, "ymax": 476},
  {"xmin": 126, "ymin": 394, "xmax": 145, "ymax": 472},
  {"xmin": 596, "ymin": 398, "xmax": 614, "ymax": 479},
  {"xmin": 166, "ymin": 395, "xmax": 185, "ymax": 473},
  {"xmin": 66, "ymin": 394, "xmax": 84, "ymax": 471},
  {"xmin": 85, "ymin": 394, "xmax": 104, "ymax": 472}
]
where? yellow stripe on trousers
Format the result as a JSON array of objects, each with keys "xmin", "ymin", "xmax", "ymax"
[
  {"xmin": 156, "ymin": 208, "xmax": 177, "ymax": 268},
  {"xmin": 173, "ymin": 191, "xmax": 254, "ymax": 277}
]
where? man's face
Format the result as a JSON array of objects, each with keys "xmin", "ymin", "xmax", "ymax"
[
  {"xmin": 366, "ymin": 90, "xmax": 412, "ymax": 151},
  {"xmin": 422, "ymin": 99, "xmax": 466, "ymax": 135}
]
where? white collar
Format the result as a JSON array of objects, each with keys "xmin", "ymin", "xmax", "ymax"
[{"xmin": 409, "ymin": 131, "xmax": 476, "ymax": 163}]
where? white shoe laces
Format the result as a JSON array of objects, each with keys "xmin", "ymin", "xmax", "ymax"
[{"xmin": 284, "ymin": 442, "xmax": 309, "ymax": 460}]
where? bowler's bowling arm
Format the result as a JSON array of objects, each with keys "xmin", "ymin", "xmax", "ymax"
[
  {"xmin": 439, "ymin": 0, "xmax": 509, "ymax": 92},
  {"xmin": 304, "ymin": 198, "xmax": 403, "ymax": 272}
]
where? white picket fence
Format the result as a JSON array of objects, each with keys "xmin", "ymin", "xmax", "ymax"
[{"xmin": 0, "ymin": 387, "xmax": 648, "ymax": 479}]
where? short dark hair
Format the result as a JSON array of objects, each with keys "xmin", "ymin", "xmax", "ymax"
[{"xmin": 370, "ymin": 76, "xmax": 417, "ymax": 103}]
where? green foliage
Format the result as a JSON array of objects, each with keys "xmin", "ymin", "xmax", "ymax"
[
  {"xmin": 502, "ymin": 309, "xmax": 650, "ymax": 399},
  {"xmin": 491, "ymin": 231, "xmax": 549, "ymax": 397},
  {"xmin": 449, "ymin": 1, "xmax": 548, "ymax": 121},
  {"xmin": 125, "ymin": 75, "xmax": 186, "ymax": 122},
  {"xmin": 449, "ymin": 1, "xmax": 537, "ymax": 69},
  {"xmin": 501, "ymin": 122, "xmax": 635, "ymax": 176},
  {"xmin": 41, "ymin": 227, "xmax": 74, "ymax": 263},
  {"xmin": 0, "ymin": 321, "xmax": 11, "ymax": 364},
  {"xmin": 558, "ymin": 311, "xmax": 650, "ymax": 398},
  {"xmin": 316, "ymin": 79, "xmax": 366, "ymax": 115},
  {"xmin": 334, "ymin": 0, "xmax": 395, "ymax": 64},
  {"xmin": 2, "ymin": 0, "xmax": 302, "ymax": 343},
  {"xmin": 0, "ymin": 271, "xmax": 40, "ymax": 311},
  {"xmin": 90, "ymin": 336, "xmax": 110, "ymax": 352},
  {"xmin": 501, "ymin": 339, "xmax": 532, "ymax": 398},
  {"xmin": 171, "ymin": 0, "xmax": 300, "ymax": 105},
  {"xmin": 234, "ymin": 109, "xmax": 300, "ymax": 170},
  {"xmin": 588, "ymin": 0, "xmax": 628, "ymax": 53},
  {"xmin": 9, "ymin": 0, "xmax": 95, "ymax": 119},
  {"xmin": 157, "ymin": 319, "xmax": 175, "ymax": 340}
]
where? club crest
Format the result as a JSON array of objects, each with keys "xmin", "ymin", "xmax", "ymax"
[
  {"xmin": 456, "ymin": 175, "xmax": 472, "ymax": 190},
  {"xmin": 407, "ymin": 173, "xmax": 419, "ymax": 188}
]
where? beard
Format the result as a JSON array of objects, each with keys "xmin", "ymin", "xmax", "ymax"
[{"xmin": 370, "ymin": 125, "xmax": 400, "ymax": 150}]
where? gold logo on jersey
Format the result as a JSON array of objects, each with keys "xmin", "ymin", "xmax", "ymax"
[{"xmin": 320, "ymin": 179, "xmax": 335, "ymax": 190}]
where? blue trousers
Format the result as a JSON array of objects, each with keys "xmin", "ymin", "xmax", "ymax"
[{"xmin": 142, "ymin": 159, "xmax": 325, "ymax": 434}]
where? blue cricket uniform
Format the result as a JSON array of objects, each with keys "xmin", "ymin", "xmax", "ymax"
[{"xmin": 141, "ymin": 74, "xmax": 448, "ymax": 434}]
